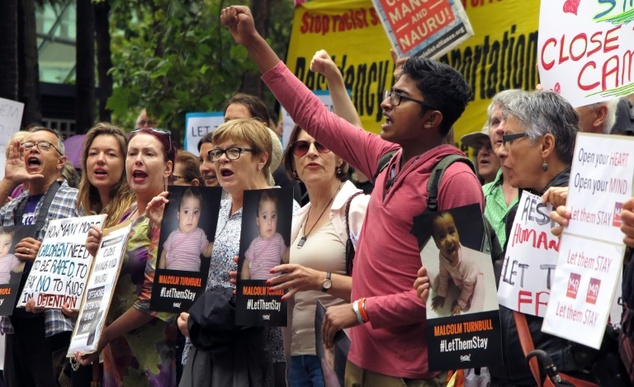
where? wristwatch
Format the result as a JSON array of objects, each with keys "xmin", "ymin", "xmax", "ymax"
[{"xmin": 321, "ymin": 272, "xmax": 332, "ymax": 292}]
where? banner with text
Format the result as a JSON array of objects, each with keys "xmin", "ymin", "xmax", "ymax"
[
  {"xmin": 542, "ymin": 133, "xmax": 633, "ymax": 348},
  {"xmin": 288, "ymin": 0, "xmax": 539, "ymax": 157},
  {"xmin": 498, "ymin": 192, "xmax": 560, "ymax": 317},
  {"xmin": 184, "ymin": 112, "xmax": 224, "ymax": 156},
  {"xmin": 537, "ymin": 1, "xmax": 634, "ymax": 107},
  {"xmin": 68, "ymin": 222, "xmax": 131, "ymax": 356},
  {"xmin": 18, "ymin": 215, "xmax": 107, "ymax": 309},
  {"xmin": 371, "ymin": 0, "xmax": 473, "ymax": 59}
]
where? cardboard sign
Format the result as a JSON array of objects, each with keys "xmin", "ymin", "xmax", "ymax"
[
  {"xmin": 537, "ymin": 1, "xmax": 634, "ymax": 107},
  {"xmin": 67, "ymin": 222, "xmax": 132, "ymax": 356},
  {"xmin": 183, "ymin": 112, "xmax": 224, "ymax": 156},
  {"xmin": 18, "ymin": 215, "xmax": 107, "ymax": 309},
  {"xmin": 412, "ymin": 203, "xmax": 501, "ymax": 371},
  {"xmin": 542, "ymin": 133, "xmax": 633, "ymax": 348},
  {"xmin": 371, "ymin": 0, "xmax": 474, "ymax": 59},
  {"xmin": 150, "ymin": 186, "xmax": 222, "ymax": 313},
  {"xmin": 0, "ymin": 225, "xmax": 36, "ymax": 316},
  {"xmin": 235, "ymin": 187, "xmax": 294, "ymax": 326},
  {"xmin": 0, "ymin": 98, "xmax": 24, "ymax": 180}
]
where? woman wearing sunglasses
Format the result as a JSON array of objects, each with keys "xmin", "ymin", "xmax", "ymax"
[{"xmin": 75, "ymin": 127, "xmax": 178, "ymax": 386}]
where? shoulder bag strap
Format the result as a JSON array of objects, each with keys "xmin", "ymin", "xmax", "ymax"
[{"xmin": 344, "ymin": 191, "xmax": 363, "ymax": 276}]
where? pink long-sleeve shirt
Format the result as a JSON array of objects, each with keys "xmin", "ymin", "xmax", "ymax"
[{"xmin": 262, "ymin": 61, "xmax": 484, "ymax": 379}]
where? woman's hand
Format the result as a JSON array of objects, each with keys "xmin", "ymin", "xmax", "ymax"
[
  {"xmin": 621, "ymin": 197, "xmax": 634, "ymax": 248},
  {"xmin": 549, "ymin": 205, "xmax": 572, "ymax": 238},
  {"xmin": 14, "ymin": 237, "xmax": 41, "ymax": 262},
  {"xmin": 74, "ymin": 329, "xmax": 109, "ymax": 366},
  {"xmin": 542, "ymin": 186, "xmax": 568, "ymax": 208},
  {"xmin": 146, "ymin": 191, "xmax": 169, "ymax": 226},
  {"xmin": 310, "ymin": 50, "xmax": 339, "ymax": 80},
  {"xmin": 61, "ymin": 301, "xmax": 79, "ymax": 318},
  {"xmin": 220, "ymin": 6, "xmax": 258, "ymax": 46},
  {"xmin": 413, "ymin": 266, "xmax": 430, "ymax": 304},
  {"xmin": 178, "ymin": 312, "xmax": 190, "ymax": 337},
  {"xmin": 86, "ymin": 225, "xmax": 103, "ymax": 258},
  {"xmin": 268, "ymin": 263, "xmax": 321, "ymax": 299}
]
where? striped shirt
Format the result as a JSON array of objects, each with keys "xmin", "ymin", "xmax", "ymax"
[{"xmin": 244, "ymin": 233, "xmax": 286, "ymax": 280}]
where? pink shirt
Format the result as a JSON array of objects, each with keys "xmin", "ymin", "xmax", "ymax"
[
  {"xmin": 244, "ymin": 233, "xmax": 286, "ymax": 280},
  {"xmin": 263, "ymin": 62, "xmax": 484, "ymax": 379},
  {"xmin": 0, "ymin": 254, "xmax": 20, "ymax": 284},
  {"xmin": 163, "ymin": 228, "xmax": 209, "ymax": 271}
]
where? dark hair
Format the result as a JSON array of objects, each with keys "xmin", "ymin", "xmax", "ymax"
[
  {"xmin": 176, "ymin": 150, "xmax": 205, "ymax": 186},
  {"xmin": 0, "ymin": 227, "xmax": 15, "ymax": 239},
  {"xmin": 129, "ymin": 128, "xmax": 177, "ymax": 167},
  {"xmin": 180, "ymin": 187, "xmax": 203, "ymax": 210},
  {"xmin": 401, "ymin": 57, "xmax": 472, "ymax": 135},
  {"xmin": 197, "ymin": 132, "xmax": 214, "ymax": 152},
  {"xmin": 257, "ymin": 190, "xmax": 277, "ymax": 216},
  {"xmin": 225, "ymin": 93, "xmax": 270, "ymax": 124},
  {"xmin": 282, "ymin": 125, "xmax": 349, "ymax": 181}
]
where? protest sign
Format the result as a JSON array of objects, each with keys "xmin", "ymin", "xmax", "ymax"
[
  {"xmin": 235, "ymin": 187, "xmax": 293, "ymax": 326},
  {"xmin": 68, "ymin": 222, "xmax": 132, "ymax": 356},
  {"xmin": 151, "ymin": 186, "xmax": 222, "ymax": 313},
  {"xmin": 543, "ymin": 133, "xmax": 633, "ymax": 348},
  {"xmin": 497, "ymin": 192, "xmax": 560, "ymax": 317},
  {"xmin": 0, "ymin": 225, "xmax": 36, "ymax": 316},
  {"xmin": 537, "ymin": 1, "xmax": 634, "ymax": 107},
  {"xmin": 0, "ymin": 98, "xmax": 24, "ymax": 180},
  {"xmin": 281, "ymin": 90, "xmax": 338, "ymax": 147},
  {"xmin": 412, "ymin": 203, "xmax": 501, "ymax": 371},
  {"xmin": 183, "ymin": 112, "xmax": 224, "ymax": 156},
  {"xmin": 371, "ymin": 0, "xmax": 473, "ymax": 59},
  {"xmin": 18, "ymin": 214, "xmax": 107, "ymax": 309}
]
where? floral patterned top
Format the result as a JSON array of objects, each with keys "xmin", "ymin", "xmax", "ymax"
[{"xmin": 102, "ymin": 206, "xmax": 177, "ymax": 387}]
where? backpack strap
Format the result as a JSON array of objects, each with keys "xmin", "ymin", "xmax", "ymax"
[
  {"xmin": 373, "ymin": 150, "xmax": 397, "ymax": 182},
  {"xmin": 344, "ymin": 191, "xmax": 363, "ymax": 276},
  {"xmin": 426, "ymin": 155, "xmax": 475, "ymax": 211}
]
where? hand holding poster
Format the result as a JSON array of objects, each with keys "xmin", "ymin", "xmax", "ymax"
[
  {"xmin": 537, "ymin": 1, "xmax": 634, "ymax": 107},
  {"xmin": 68, "ymin": 222, "xmax": 132, "ymax": 356},
  {"xmin": 18, "ymin": 214, "xmax": 107, "ymax": 309},
  {"xmin": 497, "ymin": 192, "xmax": 560, "ymax": 317},
  {"xmin": 371, "ymin": 0, "xmax": 473, "ymax": 59},
  {"xmin": 412, "ymin": 203, "xmax": 501, "ymax": 371},
  {"xmin": 235, "ymin": 187, "xmax": 293, "ymax": 326},
  {"xmin": 542, "ymin": 133, "xmax": 633, "ymax": 349}
]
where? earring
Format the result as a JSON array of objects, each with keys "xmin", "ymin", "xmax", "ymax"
[
  {"xmin": 336, "ymin": 166, "xmax": 342, "ymax": 175},
  {"xmin": 541, "ymin": 162, "xmax": 548, "ymax": 172},
  {"xmin": 292, "ymin": 170, "xmax": 298, "ymax": 179}
]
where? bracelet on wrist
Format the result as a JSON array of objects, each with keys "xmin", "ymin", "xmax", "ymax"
[{"xmin": 351, "ymin": 299, "xmax": 364, "ymax": 324}]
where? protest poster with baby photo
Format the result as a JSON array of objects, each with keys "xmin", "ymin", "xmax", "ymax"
[
  {"xmin": 0, "ymin": 225, "xmax": 36, "ymax": 316},
  {"xmin": 68, "ymin": 221, "xmax": 131, "ymax": 356},
  {"xmin": 18, "ymin": 214, "xmax": 107, "ymax": 309},
  {"xmin": 236, "ymin": 187, "xmax": 293, "ymax": 326},
  {"xmin": 412, "ymin": 203, "xmax": 501, "ymax": 371},
  {"xmin": 150, "ymin": 185, "xmax": 222, "ymax": 313}
]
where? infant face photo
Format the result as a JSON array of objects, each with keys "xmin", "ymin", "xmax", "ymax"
[
  {"xmin": 256, "ymin": 196, "xmax": 278, "ymax": 241},
  {"xmin": 178, "ymin": 195, "xmax": 202, "ymax": 234},
  {"xmin": 432, "ymin": 212, "xmax": 460, "ymax": 265}
]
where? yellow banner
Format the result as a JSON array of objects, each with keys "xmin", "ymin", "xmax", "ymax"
[{"xmin": 286, "ymin": 0, "xmax": 539, "ymax": 154}]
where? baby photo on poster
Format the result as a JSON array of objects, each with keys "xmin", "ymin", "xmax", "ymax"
[
  {"xmin": 151, "ymin": 185, "xmax": 222, "ymax": 313},
  {"xmin": 0, "ymin": 225, "xmax": 36, "ymax": 316},
  {"xmin": 236, "ymin": 187, "xmax": 293, "ymax": 326}
]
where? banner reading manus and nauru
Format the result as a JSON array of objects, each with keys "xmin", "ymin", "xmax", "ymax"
[
  {"xmin": 287, "ymin": 0, "xmax": 540, "ymax": 156},
  {"xmin": 497, "ymin": 192, "xmax": 560, "ymax": 317},
  {"xmin": 537, "ymin": 1, "xmax": 634, "ymax": 107}
]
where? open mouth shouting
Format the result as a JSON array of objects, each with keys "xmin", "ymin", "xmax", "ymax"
[{"xmin": 132, "ymin": 169, "xmax": 148, "ymax": 183}]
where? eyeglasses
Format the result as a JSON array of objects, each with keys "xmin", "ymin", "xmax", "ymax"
[
  {"xmin": 502, "ymin": 132, "xmax": 528, "ymax": 145},
  {"xmin": 384, "ymin": 90, "xmax": 438, "ymax": 110},
  {"xmin": 291, "ymin": 140, "xmax": 331, "ymax": 157},
  {"xmin": 131, "ymin": 128, "xmax": 172, "ymax": 151},
  {"xmin": 208, "ymin": 147, "xmax": 254, "ymax": 162},
  {"xmin": 171, "ymin": 175, "xmax": 185, "ymax": 181},
  {"xmin": 21, "ymin": 141, "xmax": 62, "ymax": 155}
]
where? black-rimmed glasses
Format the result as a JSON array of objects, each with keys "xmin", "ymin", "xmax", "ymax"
[
  {"xmin": 502, "ymin": 132, "xmax": 528, "ymax": 145},
  {"xmin": 21, "ymin": 141, "xmax": 62, "ymax": 155},
  {"xmin": 208, "ymin": 147, "xmax": 254, "ymax": 162},
  {"xmin": 384, "ymin": 90, "xmax": 438, "ymax": 110},
  {"xmin": 291, "ymin": 140, "xmax": 331, "ymax": 157}
]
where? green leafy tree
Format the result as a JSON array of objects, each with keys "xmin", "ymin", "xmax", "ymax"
[{"xmin": 107, "ymin": 0, "xmax": 293, "ymax": 140}]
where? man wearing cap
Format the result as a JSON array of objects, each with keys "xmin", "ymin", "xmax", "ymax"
[{"xmin": 461, "ymin": 123, "xmax": 500, "ymax": 185}]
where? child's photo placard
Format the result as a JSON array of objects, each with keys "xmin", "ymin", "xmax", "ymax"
[
  {"xmin": 150, "ymin": 186, "xmax": 222, "ymax": 313},
  {"xmin": 18, "ymin": 215, "xmax": 107, "ymax": 309},
  {"xmin": 412, "ymin": 203, "xmax": 502, "ymax": 371},
  {"xmin": 236, "ymin": 187, "xmax": 293, "ymax": 326},
  {"xmin": 0, "ymin": 225, "xmax": 36, "ymax": 316}
]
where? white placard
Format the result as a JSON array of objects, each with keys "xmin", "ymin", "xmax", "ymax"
[
  {"xmin": 0, "ymin": 98, "xmax": 24, "ymax": 180},
  {"xmin": 17, "ymin": 215, "xmax": 107, "ymax": 309},
  {"xmin": 67, "ymin": 222, "xmax": 131, "ymax": 356},
  {"xmin": 537, "ymin": 2, "xmax": 634, "ymax": 107},
  {"xmin": 184, "ymin": 112, "xmax": 224, "ymax": 156},
  {"xmin": 497, "ymin": 192, "xmax": 559, "ymax": 317}
]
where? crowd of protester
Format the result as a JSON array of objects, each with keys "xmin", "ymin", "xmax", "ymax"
[{"xmin": 0, "ymin": 4, "xmax": 634, "ymax": 387}]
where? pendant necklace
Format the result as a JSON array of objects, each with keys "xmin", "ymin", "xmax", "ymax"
[{"xmin": 297, "ymin": 185, "xmax": 340, "ymax": 248}]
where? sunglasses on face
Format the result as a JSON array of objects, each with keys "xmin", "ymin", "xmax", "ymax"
[{"xmin": 291, "ymin": 140, "xmax": 330, "ymax": 157}]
